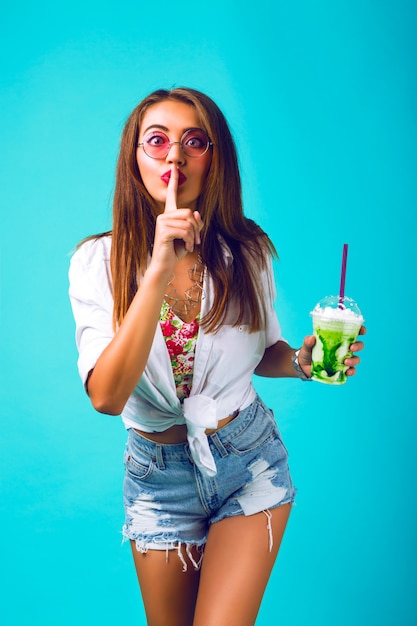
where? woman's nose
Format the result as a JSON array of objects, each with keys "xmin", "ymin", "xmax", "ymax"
[{"xmin": 166, "ymin": 142, "xmax": 185, "ymax": 165}]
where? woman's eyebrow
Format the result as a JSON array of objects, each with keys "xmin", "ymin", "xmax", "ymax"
[
  {"xmin": 142, "ymin": 124, "xmax": 169, "ymax": 134},
  {"xmin": 142, "ymin": 124, "xmax": 204, "ymax": 135}
]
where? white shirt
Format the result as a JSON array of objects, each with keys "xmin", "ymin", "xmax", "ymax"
[{"xmin": 68, "ymin": 236, "xmax": 285, "ymax": 476}]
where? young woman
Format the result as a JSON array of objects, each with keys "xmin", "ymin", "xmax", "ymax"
[{"xmin": 69, "ymin": 87, "xmax": 365, "ymax": 626}]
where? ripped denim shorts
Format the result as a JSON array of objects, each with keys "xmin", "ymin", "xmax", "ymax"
[{"xmin": 122, "ymin": 395, "xmax": 295, "ymax": 566}]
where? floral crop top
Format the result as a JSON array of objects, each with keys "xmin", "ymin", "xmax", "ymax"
[{"xmin": 159, "ymin": 300, "xmax": 200, "ymax": 401}]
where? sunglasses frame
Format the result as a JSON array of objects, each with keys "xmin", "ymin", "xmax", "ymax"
[{"xmin": 138, "ymin": 128, "xmax": 213, "ymax": 159}]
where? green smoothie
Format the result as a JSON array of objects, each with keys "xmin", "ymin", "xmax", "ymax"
[{"xmin": 310, "ymin": 296, "xmax": 364, "ymax": 385}]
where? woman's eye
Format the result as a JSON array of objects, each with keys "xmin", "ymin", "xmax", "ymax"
[
  {"xmin": 185, "ymin": 135, "xmax": 204, "ymax": 149},
  {"xmin": 146, "ymin": 134, "xmax": 168, "ymax": 147}
]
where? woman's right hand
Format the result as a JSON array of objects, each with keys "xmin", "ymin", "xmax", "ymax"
[
  {"xmin": 86, "ymin": 167, "xmax": 203, "ymax": 415},
  {"xmin": 151, "ymin": 165, "xmax": 204, "ymax": 272}
]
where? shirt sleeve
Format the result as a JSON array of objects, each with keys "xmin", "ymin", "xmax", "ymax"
[
  {"xmin": 68, "ymin": 238, "xmax": 114, "ymax": 388},
  {"xmin": 262, "ymin": 255, "xmax": 287, "ymax": 348}
]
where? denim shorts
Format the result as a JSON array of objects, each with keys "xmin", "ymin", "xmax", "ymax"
[{"xmin": 122, "ymin": 395, "xmax": 295, "ymax": 560}]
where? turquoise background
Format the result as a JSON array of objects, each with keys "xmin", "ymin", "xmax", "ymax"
[{"xmin": 1, "ymin": 1, "xmax": 416, "ymax": 624}]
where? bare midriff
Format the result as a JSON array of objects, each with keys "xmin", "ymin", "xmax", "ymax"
[{"xmin": 134, "ymin": 410, "xmax": 239, "ymax": 444}]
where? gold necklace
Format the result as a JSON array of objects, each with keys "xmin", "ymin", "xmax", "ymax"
[{"xmin": 164, "ymin": 255, "xmax": 204, "ymax": 316}]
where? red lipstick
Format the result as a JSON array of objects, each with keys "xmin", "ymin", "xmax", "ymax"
[{"xmin": 161, "ymin": 170, "xmax": 187, "ymax": 186}]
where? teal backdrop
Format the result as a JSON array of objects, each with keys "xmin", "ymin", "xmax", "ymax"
[{"xmin": 1, "ymin": 1, "xmax": 416, "ymax": 624}]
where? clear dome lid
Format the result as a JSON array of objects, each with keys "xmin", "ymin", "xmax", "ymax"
[{"xmin": 310, "ymin": 295, "xmax": 364, "ymax": 322}]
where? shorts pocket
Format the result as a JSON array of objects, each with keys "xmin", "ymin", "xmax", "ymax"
[
  {"xmin": 224, "ymin": 404, "xmax": 279, "ymax": 456},
  {"xmin": 124, "ymin": 446, "xmax": 154, "ymax": 480}
]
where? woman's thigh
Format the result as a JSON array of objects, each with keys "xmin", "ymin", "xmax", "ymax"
[
  {"xmin": 193, "ymin": 504, "xmax": 292, "ymax": 626},
  {"xmin": 131, "ymin": 542, "xmax": 201, "ymax": 626}
]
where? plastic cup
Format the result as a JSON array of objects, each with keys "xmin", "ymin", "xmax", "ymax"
[{"xmin": 310, "ymin": 295, "xmax": 364, "ymax": 385}]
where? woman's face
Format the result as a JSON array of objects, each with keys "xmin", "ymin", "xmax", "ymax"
[{"xmin": 136, "ymin": 99, "xmax": 212, "ymax": 213}]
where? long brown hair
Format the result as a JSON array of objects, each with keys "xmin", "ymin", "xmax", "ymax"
[{"xmin": 89, "ymin": 88, "xmax": 277, "ymax": 332}]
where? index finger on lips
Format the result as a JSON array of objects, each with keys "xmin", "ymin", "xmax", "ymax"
[{"xmin": 164, "ymin": 165, "xmax": 179, "ymax": 213}]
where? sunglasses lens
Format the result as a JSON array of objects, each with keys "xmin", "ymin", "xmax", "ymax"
[
  {"xmin": 182, "ymin": 129, "xmax": 210, "ymax": 157},
  {"xmin": 143, "ymin": 132, "xmax": 170, "ymax": 158}
]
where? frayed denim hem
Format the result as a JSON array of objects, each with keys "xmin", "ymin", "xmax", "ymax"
[{"xmin": 122, "ymin": 531, "xmax": 206, "ymax": 572}]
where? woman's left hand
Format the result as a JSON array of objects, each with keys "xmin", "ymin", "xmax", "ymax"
[{"xmin": 298, "ymin": 326, "xmax": 367, "ymax": 378}]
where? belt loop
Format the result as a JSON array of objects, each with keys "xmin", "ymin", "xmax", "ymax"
[
  {"xmin": 155, "ymin": 444, "xmax": 165, "ymax": 470},
  {"xmin": 184, "ymin": 443, "xmax": 194, "ymax": 465},
  {"xmin": 210, "ymin": 432, "xmax": 229, "ymax": 458}
]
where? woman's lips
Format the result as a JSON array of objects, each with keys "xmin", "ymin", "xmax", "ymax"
[{"xmin": 161, "ymin": 170, "xmax": 187, "ymax": 186}]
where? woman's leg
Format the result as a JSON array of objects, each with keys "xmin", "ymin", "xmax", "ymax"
[
  {"xmin": 130, "ymin": 542, "xmax": 201, "ymax": 626},
  {"xmin": 193, "ymin": 503, "xmax": 292, "ymax": 626}
]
